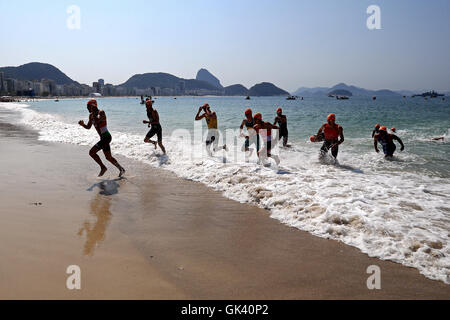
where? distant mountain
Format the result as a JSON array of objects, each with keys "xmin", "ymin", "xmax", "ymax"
[
  {"xmin": 224, "ymin": 84, "xmax": 249, "ymax": 96},
  {"xmin": 293, "ymin": 83, "xmax": 401, "ymax": 97},
  {"xmin": 292, "ymin": 86, "xmax": 329, "ymax": 97},
  {"xmin": 120, "ymin": 72, "xmax": 219, "ymax": 91},
  {"xmin": 329, "ymin": 89, "xmax": 352, "ymax": 96},
  {"xmin": 248, "ymin": 82, "xmax": 289, "ymax": 96},
  {"xmin": 330, "ymin": 83, "xmax": 401, "ymax": 96},
  {"xmin": 196, "ymin": 68, "xmax": 223, "ymax": 89},
  {"xmin": 0, "ymin": 62, "xmax": 77, "ymax": 85},
  {"xmin": 395, "ymin": 90, "xmax": 421, "ymax": 96}
]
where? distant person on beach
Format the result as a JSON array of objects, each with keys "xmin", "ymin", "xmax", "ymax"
[
  {"xmin": 143, "ymin": 99, "xmax": 166, "ymax": 154},
  {"xmin": 372, "ymin": 124, "xmax": 380, "ymax": 138},
  {"xmin": 316, "ymin": 113, "xmax": 344, "ymax": 159},
  {"xmin": 273, "ymin": 107, "xmax": 289, "ymax": 147},
  {"xmin": 239, "ymin": 108, "xmax": 258, "ymax": 155},
  {"xmin": 253, "ymin": 113, "xmax": 280, "ymax": 165},
  {"xmin": 195, "ymin": 103, "xmax": 227, "ymax": 155},
  {"xmin": 373, "ymin": 126, "xmax": 405, "ymax": 157},
  {"xmin": 78, "ymin": 99, "xmax": 125, "ymax": 177}
]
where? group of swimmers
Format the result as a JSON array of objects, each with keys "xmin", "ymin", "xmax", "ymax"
[{"xmin": 78, "ymin": 98, "xmax": 407, "ymax": 177}]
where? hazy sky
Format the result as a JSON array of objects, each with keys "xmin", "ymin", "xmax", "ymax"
[{"xmin": 1, "ymin": 0, "xmax": 449, "ymax": 91}]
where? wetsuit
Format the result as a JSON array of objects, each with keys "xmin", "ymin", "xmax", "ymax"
[
  {"xmin": 93, "ymin": 113, "xmax": 112, "ymax": 152},
  {"xmin": 377, "ymin": 134, "xmax": 396, "ymax": 156},
  {"xmin": 243, "ymin": 118, "xmax": 259, "ymax": 149},
  {"xmin": 321, "ymin": 123, "xmax": 341, "ymax": 158},
  {"xmin": 145, "ymin": 108, "xmax": 162, "ymax": 142},
  {"xmin": 275, "ymin": 116, "xmax": 288, "ymax": 142}
]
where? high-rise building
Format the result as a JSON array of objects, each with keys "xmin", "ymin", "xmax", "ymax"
[
  {"xmin": 178, "ymin": 80, "xmax": 185, "ymax": 94},
  {"xmin": 93, "ymin": 82, "xmax": 100, "ymax": 93},
  {"xmin": 0, "ymin": 72, "xmax": 4, "ymax": 93},
  {"xmin": 98, "ymin": 79, "xmax": 105, "ymax": 86}
]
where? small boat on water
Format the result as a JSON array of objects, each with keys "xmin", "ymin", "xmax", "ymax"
[
  {"xmin": 286, "ymin": 95, "xmax": 296, "ymax": 100},
  {"xmin": 245, "ymin": 96, "xmax": 251, "ymax": 100},
  {"xmin": 336, "ymin": 95, "xmax": 349, "ymax": 100}
]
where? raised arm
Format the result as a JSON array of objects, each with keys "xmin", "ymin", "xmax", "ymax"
[{"xmin": 195, "ymin": 107, "xmax": 205, "ymax": 121}]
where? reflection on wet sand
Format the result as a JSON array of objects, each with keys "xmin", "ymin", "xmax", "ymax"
[
  {"xmin": 77, "ymin": 194, "xmax": 112, "ymax": 256},
  {"xmin": 78, "ymin": 179, "xmax": 123, "ymax": 256}
]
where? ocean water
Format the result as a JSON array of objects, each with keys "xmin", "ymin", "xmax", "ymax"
[{"xmin": 1, "ymin": 96, "xmax": 449, "ymax": 284}]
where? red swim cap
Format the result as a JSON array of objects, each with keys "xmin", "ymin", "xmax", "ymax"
[
  {"xmin": 254, "ymin": 113, "xmax": 262, "ymax": 121},
  {"xmin": 87, "ymin": 99, "xmax": 97, "ymax": 107},
  {"xmin": 380, "ymin": 126, "xmax": 387, "ymax": 131},
  {"xmin": 145, "ymin": 100, "xmax": 152, "ymax": 106},
  {"xmin": 276, "ymin": 107, "xmax": 282, "ymax": 113},
  {"xmin": 245, "ymin": 108, "xmax": 252, "ymax": 115},
  {"xmin": 391, "ymin": 127, "xmax": 396, "ymax": 132},
  {"xmin": 375, "ymin": 124, "xmax": 380, "ymax": 129},
  {"xmin": 328, "ymin": 113, "xmax": 336, "ymax": 121},
  {"xmin": 203, "ymin": 103, "xmax": 209, "ymax": 108},
  {"xmin": 310, "ymin": 136, "xmax": 315, "ymax": 142}
]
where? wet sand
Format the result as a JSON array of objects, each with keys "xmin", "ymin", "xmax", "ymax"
[{"xmin": 0, "ymin": 108, "xmax": 449, "ymax": 299}]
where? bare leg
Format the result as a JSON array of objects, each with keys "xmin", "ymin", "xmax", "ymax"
[
  {"xmin": 104, "ymin": 150, "xmax": 125, "ymax": 177},
  {"xmin": 158, "ymin": 140, "xmax": 166, "ymax": 154},
  {"xmin": 144, "ymin": 137, "xmax": 157, "ymax": 149},
  {"xmin": 89, "ymin": 147, "xmax": 107, "ymax": 177}
]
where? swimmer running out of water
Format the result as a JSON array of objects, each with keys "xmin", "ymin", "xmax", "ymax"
[
  {"xmin": 239, "ymin": 108, "xmax": 258, "ymax": 156},
  {"xmin": 143, "ymin": 99, "xmax": 166, "ymax": 154},
  {"xmin": 274, "ymin": 107, "xmax": 289, "ymax": 147},
  {"xmin": 78, "ymin": 99, "xmax": 125, "ymax": 177},
  {"xmin": 316, "ymin": 113, "xmax": 344, "ymax": 159},
  {"xmin": 373, "ymin": 126, "xmax": 405, "ymax": 158},
  {"xmin": 253, "ymin": 113, "xmax": 281, "ymax": 165},
  {"xmin": 195, "ymin": 103, "xmax": 227, "ymax": 155}
]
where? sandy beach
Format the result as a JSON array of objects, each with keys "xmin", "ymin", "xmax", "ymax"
[{"xmin": 0, "ymin": 107, "xmax": 449, "ymax": 300}]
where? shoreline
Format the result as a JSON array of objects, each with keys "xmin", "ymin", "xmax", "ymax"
[{"xmin": 0, "ymin": 106, "xmax": 449, "ymax": 299}]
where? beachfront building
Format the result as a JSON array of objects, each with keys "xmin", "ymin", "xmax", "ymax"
[{"xmin": 0, "ymin": 72, "xmax": 4, "ymax": 94}]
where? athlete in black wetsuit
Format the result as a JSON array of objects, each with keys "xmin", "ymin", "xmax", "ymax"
[
  {"xmin": 240, "ymin": 108, "xmax": 259, "ymax": 153},
  {"xmin": 373, "ymin": 126, "xmax": 404, "ymax": 157},
  {"xmin": 143, "ymin": 99, "xmax": 166, "ymax": 154},
  {"xmin": 274, "ymin": 107, "xmax": 289, "ymax": 147}
]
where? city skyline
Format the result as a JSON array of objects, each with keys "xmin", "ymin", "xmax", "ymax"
[{"xmin": 1, "ymin": 0, "xmax": 450, "ymax": 91}]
